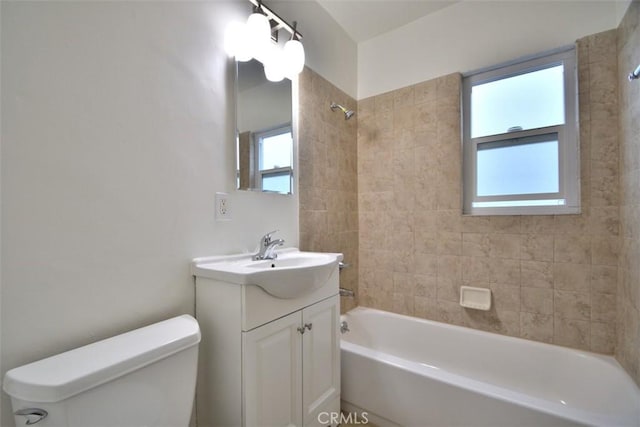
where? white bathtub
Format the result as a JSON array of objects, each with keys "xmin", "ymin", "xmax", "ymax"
[{"xmin": 340, "ymin": 307, "xmax": 640, "ymax": 427}]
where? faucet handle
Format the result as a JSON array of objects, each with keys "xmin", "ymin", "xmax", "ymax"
[{"xmin": 261, "ymin": 230, "xmax": 279, "ymax": 244}]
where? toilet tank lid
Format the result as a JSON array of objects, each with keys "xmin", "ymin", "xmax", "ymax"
[{"xmin": 3, "ymin": 314, "xmax": 201, "ymax": 403}]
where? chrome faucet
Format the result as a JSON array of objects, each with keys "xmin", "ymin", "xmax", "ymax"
[{"xmin": 253, "ymin": 230, "xmax": 285, "ymax": 260}]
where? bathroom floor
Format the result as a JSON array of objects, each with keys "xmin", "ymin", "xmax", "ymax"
[{"xmin": 339, "ymin": 418, "xmax": 380, "ymax": 427}]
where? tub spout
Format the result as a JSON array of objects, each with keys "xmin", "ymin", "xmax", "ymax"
[{"xmin": 340, "ymin": 287, "xmax": 355, "ymax": 298}]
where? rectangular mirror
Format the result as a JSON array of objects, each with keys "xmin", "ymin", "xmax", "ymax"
[{"xmin": 236, "ymin": 59, "xmax": 293, "ymax": 194}]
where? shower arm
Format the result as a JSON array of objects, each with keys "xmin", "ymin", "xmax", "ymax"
[
  {"xmin": 330, "ymin": 102, "xmax": 355, "ymax": 120},
  {"xmin": 330, "ymin": 103, "xmax": 345, "ymax": 113}
]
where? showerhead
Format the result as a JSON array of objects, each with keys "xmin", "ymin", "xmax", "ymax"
[
  {"xmin": 330, "ymin": 102, "xmax": 355, "ymax": 120},
  {"xmin": 344, "ymin": 109, "xmax": 355, "ymax": 120}
]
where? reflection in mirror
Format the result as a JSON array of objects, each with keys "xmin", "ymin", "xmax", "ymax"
[{"xmin": 236, "ymin": 59, "xmax": 293, "ymax": 194}]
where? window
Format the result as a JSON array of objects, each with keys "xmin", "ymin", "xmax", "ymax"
[
  {"xmin": 254, "ymin": 125, "xmax": 293, "ymax": 194},
  {"xmin": 462, "ymin": 48, "xmax": 579, "ymax": 215}
]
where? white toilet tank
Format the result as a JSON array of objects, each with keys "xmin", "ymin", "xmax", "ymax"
[{"xmin": 3, "ymin": 314, "xmax": 201, "ymax": 427}]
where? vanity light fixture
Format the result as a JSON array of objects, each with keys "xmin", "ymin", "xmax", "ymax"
[{"xmin": 224, "ymin": 0, "xmax": 305, "ymax": 82}]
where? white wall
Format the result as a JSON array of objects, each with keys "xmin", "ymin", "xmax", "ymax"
[
  {"xmin": 238, "ymin": 79, "xmax": 291, "ymax": 133},
  {"xmin": 616, "ymin": 0, "xmax": 633, "ymax": 25},
  {"xmin": 0, "ymin": 1, "xmax": 304, "ymax": 425},
  {"xmin": 0, "ymin": 1, "xmax": 3, "ymax": 421},
  {"xmin": 358, "ymin": 1, "xmax": 621, "ymax": 99}
]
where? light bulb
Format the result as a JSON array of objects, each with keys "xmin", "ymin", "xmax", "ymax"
[
  {"xmin": 264, "ymin": 64, "xmax": 285, "ymax": 82},
  {"xmin": 234, "ymin": 29, "xmax": 253, "ymax": 62},
  {"xmin": 224, "ymin": 21, "xmax": 252, "ymax": 62},
  {"xmin": 246, "ymin": 12, "xmax": 271, "ymax": 60},
  {"xmin": 255, "ymin": 41, "xmax": 278, "ymax": 66},
  {"xmin": 264, "ymin": 48, "xmax": 285, "ymax": 82},
  {"xmin": 283, "ymin": 39, "xmax": 305, "ymax": 76},
  {"xmin": 223, "ymin": 21, "xmax": 244, "ymax": 57},
  {"xmin": 253, "ymin": 39, "xmax": 275, "ymax": 65}
]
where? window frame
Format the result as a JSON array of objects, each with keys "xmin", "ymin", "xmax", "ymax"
[
  {"xmin": 462, "ymin": 47, "xmax": 580, "ymax": 216},
  {"xmin": 253, "ymin": 124, "xmax": 293, "ymax": 194}
]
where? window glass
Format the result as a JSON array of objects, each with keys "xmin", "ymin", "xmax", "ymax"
[
  {"xmin": 259, "ymin": 132, "xmax": 292, "ymax": 170},
  {"xmin": 477, "ymin": 136, "xmax": 559, "ymax": 197},
  {"xmin": 471, "ymin": 65, "xmax": 565, "ymax": 138},
  {"xmin": 262, "ymin": 172, "xmax": 291, "ymax": 193}
]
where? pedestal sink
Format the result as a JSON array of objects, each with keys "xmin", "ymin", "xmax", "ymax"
[{"xmin": 191, "ymin": 248, "xmax": 341, "ymax": 299}]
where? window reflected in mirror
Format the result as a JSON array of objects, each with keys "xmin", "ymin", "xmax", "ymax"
[{"xmin": 236, "ymin": 59, "xmax": 293, "ymax": 194}]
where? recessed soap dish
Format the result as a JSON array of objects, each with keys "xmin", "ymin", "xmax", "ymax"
[{"xmin": 460, "ymin": 286, "xmax": 491, "ymax": 311}]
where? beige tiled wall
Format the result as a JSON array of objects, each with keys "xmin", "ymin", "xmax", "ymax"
[
  {"xmin": 297, "ymin": 19, "xmax": 635, "ymax": 364},
  {"xmin": 357, "ymin": 30, "xmax": 620, "ymax": 353},
  {"xmin": 616, "ymin": 1, "xmax": 640, "ymax": 385},
  {"xmin": 298, "ymin": 67, "xmax": 359, "ymax": 312}
]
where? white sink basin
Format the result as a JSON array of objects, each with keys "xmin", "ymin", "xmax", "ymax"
[{"xmin": 191, "ymin": 248, "xmax": 341, "ymax": 299}]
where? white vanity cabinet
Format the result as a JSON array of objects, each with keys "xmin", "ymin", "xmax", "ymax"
[
  {"xmin": 193, "ymin": 253, "xmax": 341, "ymax": 427},
  {"xmin": 243, "ymin": 310, "xmax": 303, "ymax": 426},
  {"xmin": 243, "ymin": 296, "xmax": 340, "ymax": 427}
]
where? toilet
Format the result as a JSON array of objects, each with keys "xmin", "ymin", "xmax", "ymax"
[{"xmin": 3, "ymin": 314, "xmax": 201, "ymax": 427}]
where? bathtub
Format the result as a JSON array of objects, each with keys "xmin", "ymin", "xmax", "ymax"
[{"xmin": 340, "ymin": 307, "xmax": 640, "ymax": 427}]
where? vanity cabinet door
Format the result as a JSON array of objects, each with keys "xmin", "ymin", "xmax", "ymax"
[
  {"xmin": 243, "ymin": 311, "xmax": 303, "ymax": 427},
  {"xmin": 302, "ymin": 295, "xmax": 340, "ymax": 426}
]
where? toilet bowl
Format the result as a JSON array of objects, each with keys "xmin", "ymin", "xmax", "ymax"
[{"xmin": 3, "ymin": 314, "xmax": 201, "ymax": 427}]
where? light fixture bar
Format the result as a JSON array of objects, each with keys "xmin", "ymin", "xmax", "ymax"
[{"xmin": 248, "ymin": 0, "xmax": 303, "ymax": 40}]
